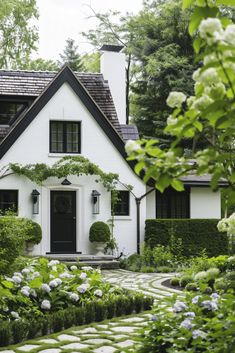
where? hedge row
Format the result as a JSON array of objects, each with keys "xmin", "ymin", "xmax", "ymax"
[
  {"xmin": 145, "ymin": 219, "xmax": 228, "ymax": 257},
  {"xmin": 0, "ymin": 292, "xmax": 153, "ymax": 347}
]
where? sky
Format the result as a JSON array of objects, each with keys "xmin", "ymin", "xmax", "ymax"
[{"xmin": 34, "ymin": 0, "xmax": 143, "ymax": 61}]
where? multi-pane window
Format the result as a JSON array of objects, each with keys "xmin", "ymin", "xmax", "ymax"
[
  {"xmin": 156, "ymin": 188, "xmax": 190, "ymax": 219},
  {"xmin": 50, "ymin": 121, "xmax": 81, "ymax": 153},
  {"xmin": 0, "ymin": 102, "xmax": 27, "ymax": 125},
  {"xmin": 0, "ymin": 190, "xmax": 18, "ymax": 214},
  {"xmin": 112, "ymin": 191, "xmax": 130, "ymax": 216}
]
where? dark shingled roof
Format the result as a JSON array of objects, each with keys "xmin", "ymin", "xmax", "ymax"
[
  {"xmin": 120, "ymin": 124, "xmax": 139, "ymax": 142},
  {"xmin": 180, "ymin": 174, "xmax": 227, "ymax": 186},
  {"xmin": 0, "ymin": 69, "xmax": 123, "ymax": 140}
]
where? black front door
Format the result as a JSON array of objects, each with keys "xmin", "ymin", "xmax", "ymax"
[{"xmin": 51, "ymin": 191, "xmax": 76, "ymax": 252}]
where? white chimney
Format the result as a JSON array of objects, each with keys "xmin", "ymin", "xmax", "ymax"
[{"xmin": 100, "ymin": 45, "xmax": 126, "ymax": 125}]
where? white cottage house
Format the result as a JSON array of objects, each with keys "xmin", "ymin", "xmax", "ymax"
[{"xmin": 0, "ymin": 45, "xmax": 223, "ymax": 257}]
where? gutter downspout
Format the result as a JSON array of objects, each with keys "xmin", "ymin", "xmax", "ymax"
[{"xmin": 135, "ymin": 188, "xmax": 155, "ymax": 254}]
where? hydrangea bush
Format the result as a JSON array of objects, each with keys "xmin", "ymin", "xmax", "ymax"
[
  {"xmin": 138, "ymin": 292, "xmax": 235, "ymax": 353},
  {"xmin": 0, "ymin": 257, "xmax": 121, "ymax": 322}
]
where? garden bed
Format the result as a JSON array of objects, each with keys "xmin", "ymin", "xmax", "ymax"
[{"xmin": 0, "ymin": 258, "xmax": 154, "ymax": 347}]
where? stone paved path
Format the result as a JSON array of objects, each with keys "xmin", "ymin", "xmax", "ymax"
[{"xmin": 0, "ymin": 270, "xmax": 180, "ymax": 353}]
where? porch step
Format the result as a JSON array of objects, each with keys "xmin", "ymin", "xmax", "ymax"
[{"xmin": 45, "ymin": 254, "xmax": 120, "ymax": 269}]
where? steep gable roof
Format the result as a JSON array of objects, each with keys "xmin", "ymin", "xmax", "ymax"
[
  {"xmin": 0, "ymin": 66, "xmax": 130, "ymax": 164},
  {"xmin": 0, "ymin": 69, "xmax": 122, "ymax": 137}
]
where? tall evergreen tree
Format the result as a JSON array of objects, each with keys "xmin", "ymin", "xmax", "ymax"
[{"xmin": 58, "ymin": 38, "xmax": 85, "ymax": 72}]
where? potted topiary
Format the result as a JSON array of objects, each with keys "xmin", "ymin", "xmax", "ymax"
[
  {"xmin": 89, "ymin": 221, "xmax": 111, "ymax": 255},
  {"xmin": 25, "ymin": 220, "xmax": 42, "ymax": 252}
]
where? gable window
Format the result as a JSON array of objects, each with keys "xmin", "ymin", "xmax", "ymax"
[
  {"xmin": 112, "ymin": 191, "xmax": 130, "ymax": 216},
  {"xmin": 0, "ymin": 190, "xmax": 18, "ymax": 214},
  {"xmin": 50, "ymin": 121, "xmax": 81, "ymax": 153},
  {"xmin": 156, "ymin": 188, "xmax": 190, "ymax": 219},
  {"xmin": 0, "ymin": 102, "xmax": 27, "ymax": 125}
]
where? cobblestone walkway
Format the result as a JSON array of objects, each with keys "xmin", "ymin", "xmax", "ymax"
[{"xmin": 1, "ymin": 270, "xmax": 180, "ymax": 353}]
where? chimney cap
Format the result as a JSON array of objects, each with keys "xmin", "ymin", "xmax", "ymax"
[{"xmin": 100, "ymin": 44, "xmax": 124, "ymax": 52}]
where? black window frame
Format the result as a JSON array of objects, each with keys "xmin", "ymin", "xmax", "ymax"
[
  {"xmin": 0, "ymin": 190, "xmax": 18, "ymax": 215},
  {"xmin": 112, "ymin": 190, "xmax": 130, "ymax": 216},
  {"xmin": 50, "ymin": 121, "xmax": 81, "ymax": 154},
  {"xmin": 156, "ymin": 187, "xmax": 190, "ymax": 219},
  {"xmin": 0, "ymin": 99, "xmax": 29, "ymax": 125}
]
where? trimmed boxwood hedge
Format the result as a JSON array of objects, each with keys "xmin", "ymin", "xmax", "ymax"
[
  {"xmin": 0, "ymin": 291, "xmax": 153, "ymax": 347},
  {"xmin": 145, "ymin": 219, "xmax": 228, "ymax": 257}
]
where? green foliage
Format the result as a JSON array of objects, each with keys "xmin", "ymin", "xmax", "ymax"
[
  {"xmin": 25, "ymin": 220, "xmax": 42, "ymax": 244},
  {"xmin": 127, "ymin": 0, "xmax": 235, "ymax": 207},
  {"xmin": 89, "ymin": 221, "xmax": 111, "ymax": 243},
  {"xmin": 82, "ymin": 52, "xmax": 100, "ymax": 73},
  {"xmin": 179, "ymin": 275, "xmax": 194, "ymax": 287},
  {"xmin": 58, "ymin": 38, "xmax": 85, "ymax": 71},
  {"xmin": 11, "ymin": 320, "xmax": 28, "ymax": 343},
  {"xmin": 0, "ymin": 216, "xmax": 31, "ymax": 274},
  {"xmin": 20, "ymin": 58, "xmax": 60, "ymax": 71},
  {"xmin": 145, "ymin": 219, "xmax": 228, "ymax": 257},
  {"xmin": 185, "ymin": 282, "xmax": 198, "ymax": 291},
  {"xmin": 170, "ymin": 277, "xmax": 180, "ymax": 286},
  {"xmin": 138, "ymin": 292, "xmax": 235, "ymax": 353},
  {"xmin": 10, "ymin": 155, "xmax": 119, "ymax": 191},
  {"xmin": 0, "ymin": 321, "xmax": 12, "ymax": 346},
  {"xmin": 0, "ymin": 0, "xmax": 38, "ymax": 69}
]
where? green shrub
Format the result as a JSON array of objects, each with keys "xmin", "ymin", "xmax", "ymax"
[
  {"xmin": 63, "ymin": 308, "xmax": 76, "ymax": 329},
  {"xmin": 170, "ymin": 277, "xmax": 180, "ymax": 286},
  {"xmin": 203, "ymin": 287, "xmax": 213, "ymax": 294},
  {"xmin": 0, "ymin": 321, "xmax": 12, "ymax": 346},
  {"xmin": 94, "ymin": 301, "xmax": 108, "ymax": 322},
  {"xmin": 143, "ymin": 296, "xmax": 154, "ymax": 311},
  {"xmin": 74, "ymin": 307, "xmax": 85, "ymax": 326},
  {"xmin": 207, "ymin": 255, "xmax": 229, "ymax": 272},
  {"xmin": 84, "ymin": 302, "xmax": 95, "ymax": 324},
  {"xmin": 27, "ymin": 319, "xmax": 43, "ymax": 339},
  {"xmin": 11, "ymin": 320, "xmax": 28, "ymax": 343},
  {"xmin": 185, "ymin": 282, "xmax": 198, "ymax": 291},
  {"xmin": 157, "ymin": 266, "xmax": 173, "ymax": 273},
  {"xmin": 152, "ymin": 245, "xmax": 173, "ymax": 267},
  {"xmin": 25, "ymin": 220, "xmax": 42, "ymax": 244},
  {"xmin": 180, "ymin": 275, "xmax": 194, "ymax": 287},
  {"xmin": 227, "ymin": 256, "xmax": 235, "ymax": 271},
  {"xmin": 89, "ymin": 221, "xmax": 111, "ymax": 243},
  {"xmin": 50, "ymin": 311, "xmax": 64, "ymax": 332},
  {"xmin": 0, "ymin": 217, "xmax": 28, "ymax": 274},
  {"xmin": 133, "ymin": 293, "xmax": 144, "ymax": 313},
  {"xmin": 140, "ymin": 266, "xmax": 155, "ymax": 273},
  {"xmin": 214, "ymin": 278, "xmax": 227, "ymax": 292},
  {"xmin": 145, "ymin": 219, "xmax": 228, "ymax": 257}
]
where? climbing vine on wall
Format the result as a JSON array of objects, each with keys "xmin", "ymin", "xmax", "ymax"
[{"xmin": 9, "ymin": 156, "xmax": 119, "ymax": 191}]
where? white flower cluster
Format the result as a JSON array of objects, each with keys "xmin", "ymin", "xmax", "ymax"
[
  {"xmin": 48, "ymin": 260, "xmax": 60, "ymax": 267},
  {"xmin": 70, "ymin": 265, "xmax": 78, "ymax": 271},
  {"xmin": 41, "ymin": 299, "xmax": 51, "ymax": 310},
  {"xmin": 40, "ymin": 283, "xmax": 51, "ymax": 293},
  {"xmin": 218, "ymin": 213, "xmax": 235, "ymax": 234},
  {"xmin": 166, "ymin": 91, "xmax": 187, "ymax": 109},
  {"xmin": 173, "ymin": 300, "xmax": 188, "ymax": 313},
  {"xmin": 94, "ymin": 289, "xmax": 103, "ymax": 297},
  {"xmin": 199, "ymin": 18, "xmax": 235, "ymax": 48},
  {"xmin": 81, "ymin": 266, "xmax": 93, "ymax": 271},
  {"xmin": 200, "ymin": 300, "xmax": 218, "ymax": 311},
  {"xmin": 49, "ymin": 278, "xmax": 62, "ymax": 288},
  {"xmin": 180, "ymin": 318, "xmax": 194, "ymax": 330},
  {"xmin": 69, "ymin": 292, "xmax": 79, "ymax": 302},
  {"xmin": 77, "ymin": 283, "xmax": 90, "ymax": 293},
  {"xmin": 125, "ymin": 140, "xmax": 140, "ymax": 155},
  {"xmin": 79, "ymin": 272, "xmax": 87, "ymax": 280}
]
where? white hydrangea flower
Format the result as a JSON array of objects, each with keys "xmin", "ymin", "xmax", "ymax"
[
  {"xmin": 217, "ymin": 218, "xmax": 229, "ymax": 232},
  {"xmin": 228, "ymin": 213, "xmax": 235, "ymax": 233},
  {"xmin": 211, "ymin": 293, "xmax": 220, "ymax": 301},
  {"xmin": 187, "ymin": 96, "xmax": 196, "ymax": 108},
  {"xmin": 192, "ymin": 329, "xmax": 207, "ymax": 339},
  {"xmin": 173, "ymin": 300, "xmax": 188, "ymax": 313},
  {"xmin": 12, "ymin": 275, "xmax": 22, "ymax": 284},
  {"xmin": 11, "ymin": 311, "xmax": 20, "ymax": 319},
  {"xmin": 30, "ymin": 289, "xmax": 37, "ymax": 298},
  {"xmin": 180, "ymin": 318, "xmax": 194, "ymax": 330},
  {"xmin": 49, "ymin": 278, "xmax": 62, "ymax": 288},
  {"xmin": 199, "ymin": 68, "xmax": 220, "ymax": 85},
  {"xmin": 166, "ymin": 91, "xmax": 187, "ymax": 108},
  {"xmin": 14, "ymin": 272, "xmax": 23, "ymax": 278},
  {"xmin": 194, "ymin": 271, "xmax": 208, "ymax": 281},
  {"xmin": 167, "ymin": 115, "xmax": 177, "ymax": 126},
  {"xmin": 41, "ymin": 299, "xmax": 51, "ymax": 310},
  {"xmin": 192, "ymin": 95, "xmax": 213, "ymax": 111},
  {"xmin": 205, "ymin": 82, "xmax": 226, "ymax": 100},
  {"xmin": 69, "ymin": 293, "xmax": 79, "ymax": 301},
  {"xmin": 59, "ymin": 272, "xmax": 74, "ymax": 278},
  {"xmin": 223, "ymin": 24, "xmax": 235, "ymax": 46},
  {"xmin": 77, "ymin": 283, "xmax": 90, "ymax": 293},
  {"xmin": 94, "ymin": 289, "xmax": 103, "ymax": 297},
  {"xmin": 199, "ymin": 18, "xmax": 223, "ymax": 45},
  {"xmin": 21, "ymin": 288, "xmax": 30, "ymax": 297},
  {"xmin": 40, "ymin": 283, "xmax": 51, "ymax": 293},
  {"xmin": 184, "ymin": 311, "xmax": 196, "ymax": 319},
  {"xmin": 79, "ymin": 272, "xmax": 87, "ymax": 280},
  {"xmin": 192, "ymin": 295, "xmax": 201, "ymax": 304},
  {"xmin": 21, "ymin": 268, "xmax": 30, "ymax": 275},
  {"xmin": 203, "ymin": 53, "xmax": 218, "ymax": 66},
  {"xmin": 192, "ymin": 68, "xmax": 201, "ymax": 82},
  {"xmin": 32, "ymin": 271, "xmax": 40, "ymax": 278},
  {"xmin": 70, "ymin": 265, "xmax": 78, "ymax": 271},
  {"xmin": 48, "ymin": 260, "xmax": 60, "ymax": 267},
  {"xmin": 201, "ymin": 300, "xmax": 218, "ymax": 311},
  {"xmin": 125, "ymin": 140, "xmax": 140, "ymax": 155}
]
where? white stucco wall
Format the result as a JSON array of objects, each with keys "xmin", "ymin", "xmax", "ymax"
[
  {"xmin": 0, "ymin": 83, "xmax": 145, "ymax": 256},
  {"xmin": 190, "ymin": 187, "xmax": 221, "ymax": 219},
  {"xmin": 146, "ymin": 186, "xmax": 156, "ymax": 219}
]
